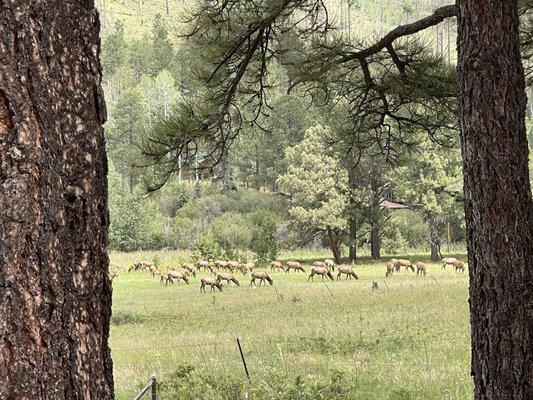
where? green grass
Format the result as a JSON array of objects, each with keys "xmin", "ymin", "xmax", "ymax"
[{"xmin": 109, "ymin": 250, "xmax": 472, "ymax": 400}]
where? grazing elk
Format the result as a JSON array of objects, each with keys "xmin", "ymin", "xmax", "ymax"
[
  {"xmin": 216, "ymin": 272, "xmax": 240, "ymax": 286},
  {"xmin": 167, "ymin": 270, "xmax": 190, "ymax": 285},
  {"xmin": 391, "ymin": 259, "xmax": 413, "ymax": 272},
  {"xmin": 196, "ymin": 260, "xmax": 212, "ymax": 272},
  {"xmin": 270, "ymin": 261, "xmax": 284, "ymax": 271},
  {"xmin": 308, "ymin": 266, "xmax": 333, "ymax": 281},
  {"xmin": 324, "ymin": 259, "xmax": 336, "ymax": 271},
  {"xmin": 415, "ymin": 262, "xmax": 427, "ymax": 276},
  {"xmin": 390, "ymin": 258, "xmax": 400, "ymax": 272},
  {"xmin": 228, "ymin": 260, "xmax": 241, "ymax": 271},
  {"xmin": 240, "ymin": 262, "xmax": 255, "ymax": 274},
  {"xmin": 336, "ymin": 265, "xmax": 359, "ymax": 280},
  {"xmin": 215, "ymin": 260, "xmax": 229, "ymax": 270},
  {"xmin": 285, "ymin": 261, "xmax": 306, "ymax": 273},
  {"xmin": 200, "ymin": 276, "xmax": 223, "ymax": 292},
  {"xmin": 313, "ymin": 261, "xmax": 328, "ymax": 269},
  {"xmin": 398, "ymin": 259, "xmax": 414, "ymax": 272},
  {"xmin": 385, "ymin": 261, "xmax": 394, "ymax": 277},
  {"xmin": 250, "ymin": 270, "xmax": 273, "ymax": 286},
  {"xmin": 181, "ymin": 263, "xmax": 197, "ymax": 277},
  {"xmin": 128, "ymin": 262, "xmax": 150, "ymax": 272},
  {"xmin": 453, "ymin": 260, "xmax": 465, "ymax": 273},
  {"xmin": 441, "ymin": 257, "xmax": 458, "ymax": 269}
]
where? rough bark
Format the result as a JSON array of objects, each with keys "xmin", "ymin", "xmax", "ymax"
[
  {"xmin": 348, "ymin": 217, "xmax": 357, "ymax": 262},
  {"xmin": 347, "ymin": 163, "xmax": 358, "ymax": 261},
  {"xmin": 370, "ymin": 226, "xmax": 381, "ymax": 260},
  {"xmin": 370, "ymin": 164, "xmax": 382, "ymax": 261},
  {"xmin": 0, "ymin": 2, "xmax": 113, "ymax": 399},
  {"xmin": 457, "ymin": 1, "xmax": 533, "ymax": 399},
  {"xmin": 428, "ymin": 213, "xmax": 443, "ymax": 262},
  {"xmin": 326, "ymin": 225, "xmax": 342, "ymax": 265}
]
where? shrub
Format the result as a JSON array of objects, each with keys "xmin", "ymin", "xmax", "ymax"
[
  {"xmin": 194, "ymin": 234, "xmax": 223, "ymax": 261},
  {"xmin": 210, "ymin": 212, "xmax": 252, "ymax": 257},
  {"xmin": 249, "ymin": 209, "xmax": 279, "ymax": 261}
]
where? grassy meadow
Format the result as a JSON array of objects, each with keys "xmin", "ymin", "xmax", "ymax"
[{"xmin": 109, "ymin": 250, "xmax": 472, "ymax": 400}]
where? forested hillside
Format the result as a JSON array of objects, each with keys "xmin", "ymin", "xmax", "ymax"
[{"xmin": 96, "ymin": 0, "xmax": 530, "ymax": 261}]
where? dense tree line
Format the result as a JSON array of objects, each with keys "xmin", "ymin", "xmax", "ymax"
[{"xmin": 100, "ymin": 3, "xmax": 469, "ymax": 262}]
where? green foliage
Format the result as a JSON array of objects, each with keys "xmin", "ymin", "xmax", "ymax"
[
  {"xmin": 249, "ymin": 209, "xmax": 279, "ymax": 261},
  {"xmin": 101, "ymin": 21, "xmax": 129, "ymax": 76},
  {"xmin": 278, "ymin": 125, "xmax": 349, "ymax": 231},
  {"xmin": 194, "ymin": 234, "xmax": 223, "ymax": 262},
  {"xmin": 210, "ymin": 213, "xmax": 252, "ymax": 257},
  {"xmin": 108, "ymin": 162, "xmax": 163, "ymax": 251},
  {"xmin": 392, "ymin": 138, "xmax": 464, "ymax": 249}
]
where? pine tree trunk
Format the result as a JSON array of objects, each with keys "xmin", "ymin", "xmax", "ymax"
[
  {"xmin": 457, "ymin": 1, "xmax": 533, "ymax": 399},
  {"xmin": 0, "ymin": 2, "xmax": 114, "ymax": 399},
  {"xmin": 370, "ymin": 164, "xmax": 382, "ymax": 261},
  {"xmin": 428, "ymin": 213, "xmax": 442, "ymax": 262},
  {"xmin": 348, "ymin": 217, "xmax": 357, "ymax": 262},
  {"xmin": 370, "ymin": 226, "xmax": 381, "ymax": 260},
  {"xmin": 326, "ymin": 226, "xmax": 342, "ymax": 265},
  {"xmin": 347, "ymin": 163, "xmax": 358, "ymax": 261}
]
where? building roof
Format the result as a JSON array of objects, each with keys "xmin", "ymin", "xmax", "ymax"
[{"xmin": 381, "ymin": 199, "xmax": 409, "ymax": 209}]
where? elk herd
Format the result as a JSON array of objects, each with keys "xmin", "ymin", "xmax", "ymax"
[{"xmin": 109, "ymin": 256, "xmax": 466, "ymax": 292}]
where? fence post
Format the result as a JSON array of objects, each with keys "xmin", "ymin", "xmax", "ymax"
[
  {"xmin": 151, "ymin": 374, "xmax": 157, "ymax": 400},
  {"xmin": 236, "ymin": 337, "xmax": 251, "ymax": 382}
]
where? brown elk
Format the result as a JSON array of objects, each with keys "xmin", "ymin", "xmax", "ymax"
[
  {"xmin": 240, "ymin": 262, "xmax": 255, "ymax": 274},
  {"xmin": 216, "ymin": 272, "xmax": 240, "ymax": 286},
  {"xmin": 167, "ymin": 270, "xmax": 190, "ymax": 285},
  {"xmin": 270, "ymin": 261, "xmax": 284, "ymax": 271},
  {"xmin": 308, "ymin": 266, "xmax": 333, "ymax": 281},
  {"xmin": 415, "ymin": 262, "xmax": 427, "ymax": 276},
  {"xmin": 250, "ymin": 269, "xmax": 273, "ymax": 286},
  {"xmin": 453, "ymin": 260, "xmax": 465, "ymax": 273},
  {"xmin": 181, "ymin": 263, "xmax": 197, "ymax": 277},
  {"xmin": 392, "ymin": 259, "xmax": 414, "ymax": 272},
  {"xmin": 285, "ymin": 261, "xmax": 305, "ymax": 273},
  {"xmin": 128, "ymin": 262, "xmax": 152, "ymax": 272},
  {"xmin": 324, "ymin": 259, "xmax": 336, "ymax": 271},
  {"xmin": 196, "ymin": 260, "xmax": 213, "ymax": 272},
  {"xmin": 200, "ymin": 276, "xmax": 223, "ymax": 292},
  {"xmin": 385, "ymin": 261, "xmax": 394, "ymax": 277},
  {"xmin": 215, "ymin": 260, "xmax": 229, "ymax": 270},
  {"xmin": 227, "ymin": 260, "xmax": 241, "ymax": 271},
  {"xmin": 441, "ymin": 257, "xmax": 458, "ymax": 269},
  {"xmin": 336, "ymin": 265, "xmax": 359, "ymax": 280}
]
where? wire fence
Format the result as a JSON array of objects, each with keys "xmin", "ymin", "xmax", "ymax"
[{"xmin": 116, "ymin": 334, "xmax": 472, "ymax": 400}]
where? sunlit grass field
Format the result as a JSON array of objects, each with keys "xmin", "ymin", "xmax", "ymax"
[{"xmin": 109, "ymin": 250, "xmax": 472, "ymax": 400}]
